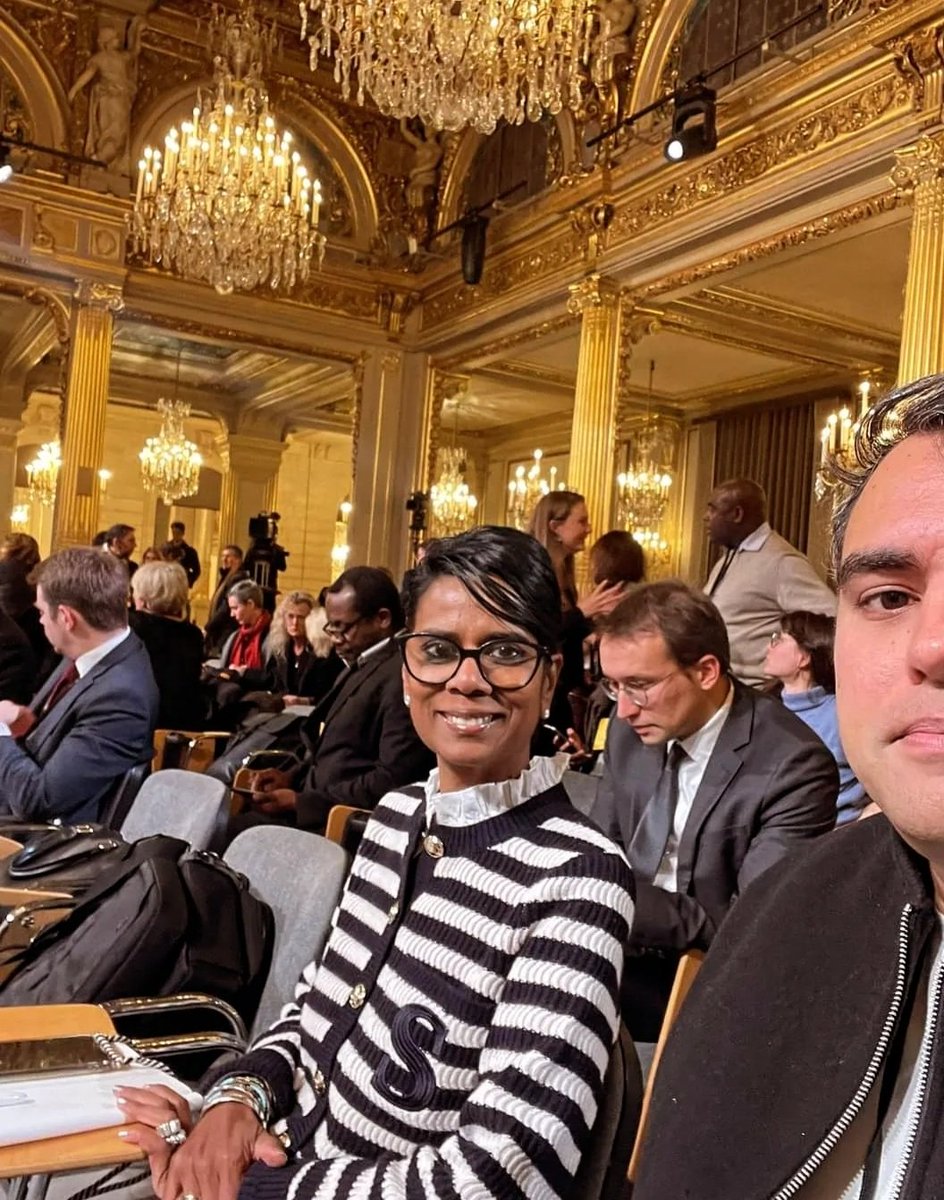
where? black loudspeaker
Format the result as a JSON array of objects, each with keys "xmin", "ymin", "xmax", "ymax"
[{"xmin": 461, "ymin": 215, "xmax": 490, "ymax": 285}]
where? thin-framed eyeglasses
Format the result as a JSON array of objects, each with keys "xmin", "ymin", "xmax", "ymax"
[
  {"xmin": 397, "ymin": 631, "xmax": 549, "ymax": 690},
  {"xmin": 324, "ymin": 616, "xmax": 362, "ymax": 638},
  {"xmin": 769, "ymin": 629, "xmax": 784, "ymax": 646},
  {"xmin": 600, "ymin": 669, "xmax": 683, "ymax": 708}
]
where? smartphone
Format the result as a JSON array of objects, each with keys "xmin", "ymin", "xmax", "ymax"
[
  {"xmin": 0, "ymin": 1035, "xmax": 119, "ymax": 1079},
  {"xmin": 542, "ymin": 723, "xmax": 570, "ymax": 751}
]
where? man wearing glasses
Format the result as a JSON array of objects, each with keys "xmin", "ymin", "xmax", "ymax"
[
  {"xmin": 249, "ymin": 566, "xmax": 433, "ymax": 830},
  {"xmin": 590, "ymin": 579, "xmax": 837, "ymax": 1042}
]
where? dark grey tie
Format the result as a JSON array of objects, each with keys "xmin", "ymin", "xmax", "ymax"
[
  {"xmin": 707, "ymin": 548, "xmax": 736, "ymax": 597},
  {"xmin": 628, "ymin": 742, "xmax": 688, "ymax": 882}
]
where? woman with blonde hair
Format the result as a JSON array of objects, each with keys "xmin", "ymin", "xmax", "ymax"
[
  {"xmin": 527, "ymin": 490, "xmax": 624, "ymax": 736},
  {"xmin": 130, "ymin": 561, "xmax": 206, "ymax": 729},
  {"xmin": 264, "ymin": 589, "xmax": 342, "ymax": 705}
]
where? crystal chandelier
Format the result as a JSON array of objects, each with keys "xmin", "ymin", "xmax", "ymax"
[
  {"xmin": 506, "ymin": 449, "xmax": 565, "ymax": 531},
  {"xmin": 331, "ymin": 498, "xmax": 352, "ymax": 575},
  {"xmin": 26, "ymin": 440, "xmax": 61, "ymax": 508},
  {"xmin": 300, "ymin": 0, "xmax": 610, "ymax": 133},
  {"xmin": 616, "ymin": 363, "xmax": 675, "ymax": 561},
  {"xmin": 140, "ymin": 399, "xmax": 203, "ymax": 505},
  {"xmin": 132, "ymin": 0, "xmax": 325, "ymax": 296},
  {"xmin": 814, "ymin": 380, "xmax": 875, "ymax": 501},
  {"xmin": 430, "ymin": 448, "xmax": 478, "ymax": 537},
  {"xmin": 9, "ymin": 505, "xmax": 29, "ymax": 531}
]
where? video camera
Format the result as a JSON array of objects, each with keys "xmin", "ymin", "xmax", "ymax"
[{"xmin": 244, "ymin": 511, "xmax": 289, "ymax": 610}]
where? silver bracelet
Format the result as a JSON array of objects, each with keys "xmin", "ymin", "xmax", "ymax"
[{"xmin": 203, "ymin": 1074, "xmax": 274, "ymax": 1126}]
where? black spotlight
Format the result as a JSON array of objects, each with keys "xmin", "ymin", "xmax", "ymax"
[
  {"xmin": 664, "ymin": 84, "xmax": 717, "ymax": 163},
  {"xmin": 461, "ymin": 214, "xmax": 490, "ymax": 286}
]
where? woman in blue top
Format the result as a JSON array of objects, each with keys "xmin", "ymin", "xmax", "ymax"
[{"xmin": 764, "ymin": 609, "xmax": 866, "ymax": 825}]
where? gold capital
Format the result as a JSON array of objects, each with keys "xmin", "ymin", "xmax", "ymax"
[
  {"xmin": 73, "ymin": 279, "xmax": 125, "ymax": 313},
  {"xmin": 892, "ymin": 132, "xmax": 944, "ymax": 193},
  {"xmin": 567, "ymin": 273, "xmax": 621, "ymax": 317}
]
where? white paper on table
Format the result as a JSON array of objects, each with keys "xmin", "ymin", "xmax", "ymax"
[{"xmin": 0, "ymin": 1061, "xmax": 203, "ymax": 1147}]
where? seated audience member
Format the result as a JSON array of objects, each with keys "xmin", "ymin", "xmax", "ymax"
[
  {"xmin": 204, "ymin": 544, "xmax": 248, "ymax": 656},
  {"xmin": 264, "ymin": 590, "xmax": 343, "ymax": 705},
  {"xmin": 141, "ymin": 545, "xmax": 163, "ymax": 564},
  {"xmin": 220, "ymin": 580, "xmax": 271, "ymax": 676},
  {"xmin": 589, "ymin": 528, "xmax": 645, "ymax": 588},
  {"xmin": 102, "ymin": 522, "xmax": 138, "ymax": 579},
  {"xmin": 0, "ymin": 604, "xmax": 35, "ymax": 704},
  {"xmin": 0, "ymin": 558, "xmax": 56, "ymax": 687},
  {"xmin": 632, "ymin": 376, "xmax": 944, "ymax": 1199},
  {"xmin": 130, "ymin": 561, "xmax": 206, "ymax": 730},
  {"xmin": 590, "ymin": 580, "xmax": 838, "ymax": 1041},
  {"xmin": 118, "ymin": 525, "xmax": 635, "ymax": 1200},
  {"xmin": 246, "ymin": 565, "xmax": 434, "ymax": 830},
  {"xmin": 764, "ymin": 609, "xmax": 866, "ymax": 825},
  {"xmin": 0, "ymin": 547, "xmax": 158, "ymax": 823},
  {"xmin": 704, "ymin": 478, "xmax": 836, "ymax": 685}
]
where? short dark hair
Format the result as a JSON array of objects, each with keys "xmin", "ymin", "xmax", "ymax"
[
  {"xmin": 170, "ymin": 521, "xmax": 185, "ymax": 533},
  {"xmin": 159, "ymin": 541, "xmax": 186, "ymax": 564},
  {"xmin": 403, "ymin": 526, "xmax": 562, "ymax": 649},
  {"xmin": 590, "ymin": 530, "xmax": 645, "ymax": 586},
  {"xmin": 830, "ymin": 374, "xmax": 944, "ymax": 574},
  {"xmin": 329, "ymin": 566, "xmax": 404, "ymax": 630},
  {"xmin": 598, "ymin": 579, "xmax": 730, "ymax": 674},
  {"xmin": 105, "ymin": 523, "xmax": 134, "ymax": 546},
  {"xmin": 223, "ymin": 544, "xmax": 243, "ymax": 560},
  {"xmin": 33, "ymin": 548, "xmax": 129, "ymax": 631},
  {"xmin": 781, "ymin": 610, "xmax": 836, "ymax": 693}
]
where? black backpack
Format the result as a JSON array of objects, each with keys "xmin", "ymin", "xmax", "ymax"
[{"xmin": 0, "ymin": 833, "xmax": 273, "ymax": 1020}]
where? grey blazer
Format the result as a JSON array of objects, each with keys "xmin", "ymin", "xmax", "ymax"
[
  {"xmin": 0, "ymin": 632, "xmax": 159, "ymax": 824},
  {"xmin": 591, "ymin": 681, "xmax": 838, "ymax": 954}
]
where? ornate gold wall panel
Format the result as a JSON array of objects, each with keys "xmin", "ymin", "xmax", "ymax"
[{"xmin": 893, "ymin": 130, "xmax": 944, "ymax": 382}]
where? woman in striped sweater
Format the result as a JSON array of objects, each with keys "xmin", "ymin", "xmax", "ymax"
[{"xmin": 118, "ymin": 526, "xmax": 635, "ymax": 1200}]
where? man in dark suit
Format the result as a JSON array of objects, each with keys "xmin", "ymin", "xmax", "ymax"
[
  {"xmin": 590, "ymin": 580, "xmax": 838, "ymax": 1040},
  {"xmin": 248, "ymin": 566, "xmax": 434, "ymax": 830},
  {"xmin": 0, "ymin": 547, "xmax": 159, "ymax": 824},
  {"xmin": 168, "ymin": 520, "xmax": 201, "ymax": 588}
]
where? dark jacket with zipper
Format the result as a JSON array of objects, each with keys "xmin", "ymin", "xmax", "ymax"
[{"xmin": 634, "ymin": 814, "xmax": 942, "ymax": 1200}]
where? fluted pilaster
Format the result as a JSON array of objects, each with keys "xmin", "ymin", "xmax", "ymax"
[
  {"xmin": 53, "ymin": 281, "xmax": 123, "ymax": 550},
  {"xmin": 568, "ymin": 274, "xmax": 622, "ymax": 541},
  {"xmin": 894, "ymin": 132, "xmax": 944, "ymax": 384}
]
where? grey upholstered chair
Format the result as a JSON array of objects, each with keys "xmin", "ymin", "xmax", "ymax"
[{"xmin": 119, "ymin": 768, "xmax": 230, "ymax": 850}]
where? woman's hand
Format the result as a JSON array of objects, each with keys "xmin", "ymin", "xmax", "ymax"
[
  {"xmin": 577, "ymin": 580, "xmax": 626, "ymax": 620},
  {"xmin": 116, "ymin": 1086, "xmax": 286, "ymax": 1200}
]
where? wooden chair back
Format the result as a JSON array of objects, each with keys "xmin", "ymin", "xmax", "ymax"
[
  {"xmin": 324, "ymin": 804, "xmax": 363, "ymax": 846},
  {"xmin": 627, "ymin": 949, "xmax": 705, "ymax": 1181}
]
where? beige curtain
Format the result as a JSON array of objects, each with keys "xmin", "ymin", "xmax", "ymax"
[{"xmin": 712, "ymin": 399, "xmax": 814, "ymax": 552}]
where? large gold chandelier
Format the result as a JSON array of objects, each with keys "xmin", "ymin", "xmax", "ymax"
[
  {"xmin": 300, "ymin": 0, "xmax": 609, "ymax": 133},
  {"xmin": 140, "ymin": 399, "xmax": 203, "ymax": 505},
  {"xmin": 431, "ymin": 448, "xmax": 478, "ymax": 537},
  {"xmin": 132, "ymin": 0, "xmax": 324, "ymax": 296},
  {"xmin": 814, "ymin": 379, "xmax": 878, "ymax": 500},
  {"xmin": 26, "ymin": 440, "xmax": 61, "ymax": 508}
]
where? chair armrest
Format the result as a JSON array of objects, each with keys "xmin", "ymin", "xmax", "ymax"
[
  {"xmin": 103, "ymin": 992, "xmax": 249, "ymax": 1046},
  {"xmin": 128, "ymin": 1030, "xmax": 246, "ymax": 1059}
]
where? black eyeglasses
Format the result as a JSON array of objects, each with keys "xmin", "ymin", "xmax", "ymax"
[
  {"xmin": 397, "ymin": 631, "xmax": 548, "ymax": 690},
  {"xmin": 324, "ymin": 617, "xmax": 362, "ymax": 638}
]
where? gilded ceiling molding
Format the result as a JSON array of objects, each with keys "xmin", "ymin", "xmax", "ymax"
[
  {"xmin": 0, "ymin": 8, "xmax": 70, "ymax": 148},
  {"xmin": 695, "ymin": 288, "xmax": 900, "ymax": 351},
  {"xmin": 116, "ymin": 308, "xmax": 359, "ymax": 368},
  {"xmin": 612, "ymin": 74, "xmax": 915, "ymax": 241},
  {"xmin": 434, "ymin": 311, "xmax": 579, "ymax": 374},
  {"xmin": 637, "ymin": 191, "xmax": 901, "ymax": 299},
  {"xmin": 628, "ymin": 0, "xmax": 703, "ymax": 113}
]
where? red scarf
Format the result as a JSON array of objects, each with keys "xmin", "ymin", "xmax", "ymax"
[{"xmin": 229, "ymin": 611, "xmax": 271, "ymax": 671}]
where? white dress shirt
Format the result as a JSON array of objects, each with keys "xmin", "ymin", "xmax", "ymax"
[{"xmin": 652, "ymin": 685, "xmax": 735, "ymax": 892}]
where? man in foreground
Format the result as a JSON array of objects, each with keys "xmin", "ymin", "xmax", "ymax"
[
  {"xmin": 0, "ymin": 548, "xmax": 158, "ymax": 823},
  {"xmin": 591, "ymin": 581, "xmax": 837, "ymax": 1040},
  {"xmin": 704, "ymin": 477, "xmax": 836, "ymax": 684},
  {"xmin": 636, "ymin": 376, "xmax": 944, "ymax": 1197}
]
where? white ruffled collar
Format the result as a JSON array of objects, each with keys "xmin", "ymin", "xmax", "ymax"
[{"xmin": 424, "ymin": 754, "xmax": 569, "ymax": 828}]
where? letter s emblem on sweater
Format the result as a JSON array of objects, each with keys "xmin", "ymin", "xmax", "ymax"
[{"xmin": 373, "ymin": 1004, "xmax": 447, "ymax": 1111}]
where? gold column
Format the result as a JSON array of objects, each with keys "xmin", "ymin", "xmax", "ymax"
[
  {"xmin": 53, "ymin": 281, "xmax": 123, "ymax": 550},
  {"xmin": 215, "ymin": 431, "xmax": 286, "ymax": 550},
  {"xmin": 893, "ymin": 132, "xmax": 944, "ymax": 384},
  {"xmin": 0, "ymin": 418, "xmax": 21, "ymax": 531},
  {"xmin": 567, "ymin": 274, "xmax": 622, "ymax": 535}
]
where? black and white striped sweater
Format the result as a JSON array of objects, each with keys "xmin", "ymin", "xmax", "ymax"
[{"xmin": 235, "ymin": 779, "xmax": 634, "ymax": 1200}]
